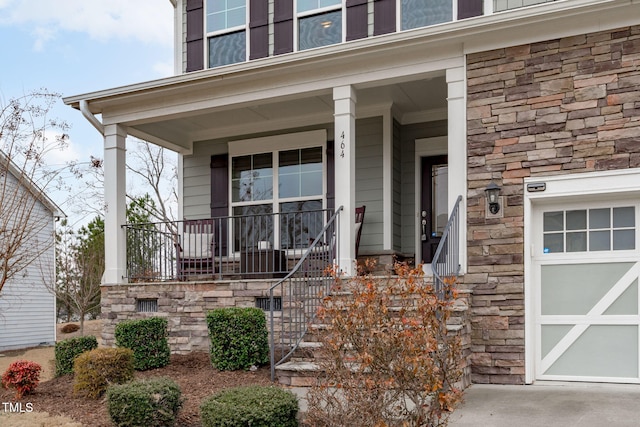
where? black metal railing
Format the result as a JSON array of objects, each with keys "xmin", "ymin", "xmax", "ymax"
[
  {"xmin": 269, "ymin": 206, "xmax": 342, "ymax": 380},
  {"xmin": 431, "ymin": 195, "xmax": 463, "ymax": 298},
  {"xmin": 124, "ymin": 208, "xmax": 332, "ymax": 281}
]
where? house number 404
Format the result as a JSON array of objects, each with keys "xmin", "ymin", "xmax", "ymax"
[{"xmin": 339, "ymin": 131, "xmax": 346, "ymax": 158}]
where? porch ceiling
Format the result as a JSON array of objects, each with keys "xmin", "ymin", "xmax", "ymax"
[{"xmin": 129, "ymin": 75, "xmax": 447, "ymax": 151}]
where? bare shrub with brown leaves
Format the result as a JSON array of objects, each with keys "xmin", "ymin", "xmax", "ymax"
[{"xmin": 305, "ymin": 262, "xmax": 463, "ymax": 427}]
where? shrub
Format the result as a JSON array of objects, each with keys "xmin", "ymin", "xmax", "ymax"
[
  {"xmin": 60, "ymin": 323, "xmax": 80, "ymax": 333},
  {"xmin": 55, "ymin": 335, "xmax": 98, "ymax": 376},
  {"xmin": 305, "ymin": 262, "xmax": 464, "ymax": 427},
  {"xmin": 206, "ymin": 307, "xmax": 269, "ymax": 371},
  {"xmin": 200, "ymin": 385, "xmax": 298, "ymax": 427},
  {"xmin": 73, "ymin": 348, "xmax": 134, "ymax": 399},
  {"xmin": 107, "ymin": 377, "xmax": 183, "ymax": 427},
  {"xmin": 1, "ymin": 360, "xmax": 42, "ymax": 399},
  {"xmin": 115, "ymin": 317, "xmax": 170, "ymax": 370}
]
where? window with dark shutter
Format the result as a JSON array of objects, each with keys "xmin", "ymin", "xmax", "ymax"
[
  {"xmin": 401, "ymin": 0, "xmax": 452, "ymax": 30},
  {"xmin": 296, "ymin": 0, "xmax": 343, "ymax": 51},
  {"xmin": 205, "ymin": 0, "xmax": 247, "ymax": 68}
]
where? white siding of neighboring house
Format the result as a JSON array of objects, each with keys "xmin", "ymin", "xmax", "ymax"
[
  {"xmin": 0, "ymin": 172, "xmax": 56, "ymax": 351},
  {"xmin": 183, "ymin": 119, "xmax": 386, "ymax": 254}
]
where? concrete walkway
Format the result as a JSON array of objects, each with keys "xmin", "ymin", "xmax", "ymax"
[{"xmin": 448, "ymin": 383, "xmax": 640, "ymax": 427}]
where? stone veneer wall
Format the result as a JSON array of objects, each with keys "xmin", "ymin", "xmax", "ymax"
[
  {"xmin": 101, "ymin": 280, "xmax": 280, "ymax": 353},
  {"xmin": 465, "ymin": 25, "xmax": 640, "ymax": 384}
]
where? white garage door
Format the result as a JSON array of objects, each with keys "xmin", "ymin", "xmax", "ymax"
[{"xmin": 532, "ymin": 201, "xmax": 640, "ymax": 383}]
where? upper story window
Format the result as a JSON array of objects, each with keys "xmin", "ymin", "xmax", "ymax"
[
  {"xmin": 401, "ymin": 0, "xmax": 452, "ymax": 30},
  {"xmin": 297, "ymin": 0, "xmax": 343, "ymax": 51},
  {"xmin": 206, "ymin": 0, "xmax": 247, "ymax": 67}
]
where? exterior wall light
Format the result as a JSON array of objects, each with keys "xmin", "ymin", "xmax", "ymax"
[{"xmin": 485, "ymin": 182, "xmax": 501, "ymax": 215}]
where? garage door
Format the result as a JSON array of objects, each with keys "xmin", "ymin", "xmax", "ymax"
[{"xmin": 533, "ymin": 202, "xmax": 640, "ymax": 383}]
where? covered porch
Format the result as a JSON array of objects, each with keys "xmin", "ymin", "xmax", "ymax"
[{"xmin": 64, "ymin": 29, "xmax": 469, "ymax": 287}]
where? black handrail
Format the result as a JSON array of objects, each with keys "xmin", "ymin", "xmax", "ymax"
[
  {"xmin": 431, "ymin": 195, "xmax": 463, "ymax": 298},
  {"xmin": 269, "ymin": 206, "xmax": 342, "ymax": 381}
]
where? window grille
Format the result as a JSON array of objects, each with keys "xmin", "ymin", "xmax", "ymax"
[
  {"xmin": 256, "ymin": 296, "xmax": 282, "ymax": 311},
  {"xmin": 136, "ymin": 299, "xmax": 158, "ymax": 313}
]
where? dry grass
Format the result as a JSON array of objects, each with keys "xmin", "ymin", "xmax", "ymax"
[{"xmin": 0, "ymin": 411, "xmax": 82, "ymax": 427}]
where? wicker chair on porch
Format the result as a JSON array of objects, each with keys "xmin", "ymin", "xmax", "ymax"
[{"xmin": 175, "ymin": 219, "xmax": 216, "ymax": 280}]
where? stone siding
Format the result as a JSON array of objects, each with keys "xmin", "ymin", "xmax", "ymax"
[
  {"xmin": 466, "ymin": 25, "xmax": 640, "ymax": 384},
  {"xmin": 101, "ymin": 280, "xmax": 281, "ymax": 353}
]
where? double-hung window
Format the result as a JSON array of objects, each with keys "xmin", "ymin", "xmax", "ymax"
[
  {"xmin": 230, "ymin": 131, "xmax": 326, "ymax": 252},
  {"xmin": 400, "ymin": 0, "xmax": 452, "ymax": 31},
  {"xmin": 297, "ymin": 0, "xmax": 343, "ymax": 51},
  {"xmin": 206, "ymin": 0, "xmax": 247, "ymax": 67}
]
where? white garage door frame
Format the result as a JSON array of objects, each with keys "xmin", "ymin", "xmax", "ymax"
[{"xmin": 524, "ymin": 169, "xmax": 640, "ymax": 384}]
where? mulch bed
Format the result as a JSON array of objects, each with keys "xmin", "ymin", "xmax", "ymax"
[{"xmin": 0, "ymin": 352, "xmax": 273, "ymax": 427}]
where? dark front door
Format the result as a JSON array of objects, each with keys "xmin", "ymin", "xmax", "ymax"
[{"xmin": 420, "ymin": 155, "xmax": 448, "ymax": 264}]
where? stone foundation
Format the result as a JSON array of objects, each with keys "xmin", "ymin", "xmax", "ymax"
[{"xmin": 101, "ymin": 279, "xmax": 282, "ymax": 353}]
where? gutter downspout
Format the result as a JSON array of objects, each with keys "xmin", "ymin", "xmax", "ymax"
[{"xmin": 79, "ymin": 100, "xmax": 104, "ymax": 135}]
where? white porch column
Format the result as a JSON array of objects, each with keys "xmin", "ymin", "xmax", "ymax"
[
  {"xmin": 446, "ymin": 66, "xmax": 467, "ymax": 273},
  {"xmin": 333, "ymin": 85, "xmax": 357, "ymax": 276},
  {"xmin": 103, "ymin": 124, "xmax": 128, "ymax": 284}
]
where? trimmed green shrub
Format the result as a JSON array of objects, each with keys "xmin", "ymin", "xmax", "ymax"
[
  {"xmin": 107, "ymin": 377, "xmax": 183, "ymax": 427},
  {"xmin": 115, "ymin": 317, "xmax": 170, "ymax": 371},
  {"xmin": 73, "ymin": 348, "xmax": 134, "ymax": 399},
  {"xmin": 200, "ymin": 385, "xmax": 298, "ymax": 427},
  {"xmin": 206, "ymin": 307, "xmax": 269, "ymax": 371},
  {"xmin": 55, "ymin": 335, "xmax": 98, "ymax": 376}
]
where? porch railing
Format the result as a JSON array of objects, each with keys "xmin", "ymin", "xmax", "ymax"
[
  {"xmin": 269, "ymin": 206, "xmax": 342, "ymax": 380},
  {"xmin": 124, "ymin": 208, "xmax": 333, "ymax": 282},
  {"xmin": 431, "ymin": 195, "xmax": 463, "ymax": 297}
]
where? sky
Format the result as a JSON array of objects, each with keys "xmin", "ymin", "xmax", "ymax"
[{"xmin": 0, "ymin": 0, "xmax": 175, "ymax": 227}]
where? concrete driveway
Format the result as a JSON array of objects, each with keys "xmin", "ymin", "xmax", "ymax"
[{"xmin": 448, "ymin": 383, "xmax": 640, "ymax": 427}]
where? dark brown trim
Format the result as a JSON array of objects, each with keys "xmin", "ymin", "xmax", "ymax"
[
  {"xmin": 274, "ymin": 0, "xmax": 293, "ymax": 55},
  {"xmin": 249, "ymin": 0, "xmax": 269, "ymax": 59},
  {"xmin": 326, "ymin": 140, "xmax": 335, "ymax": 212},
  {"xmin": 210, "ymin": 154, "xmax": 229, "ymax": 256},
  {"xmin": 346, "ymin": 0, "xmax": 368, "ymax": 41},
  {"xmin": 186, "ymin": 0, "xmax": 204, "ymax": 72},
  {"xmin": 373, "ymin": 0, "xmax": 396, "ymax": 36},
  {"xmin": 458, "ymin": 0, "xmax": 483, "ymax": 20}
]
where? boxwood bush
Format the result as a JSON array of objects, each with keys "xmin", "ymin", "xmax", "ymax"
[
  {"xmin": 73, "ymin": 348, "xmax": 134, "ymax": 399},
  {"xmin": 206, "ymin": 307, "xmax": 269, "ymax": 371},
  {"xmin": 115, "ymin": 317, "xmax": 170, "ymax": 370},
  {"xmin": 107, "ymin": 377, "xmax": 183, "ymax": 427},
  {"xmin": 200, "ymin": 385, "xmax": 298, "ymax": 427},
  {"xmin": 55, "ymin": 335, "xmax": 98, "ymax": 376}
]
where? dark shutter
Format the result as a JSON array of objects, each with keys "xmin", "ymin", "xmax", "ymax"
[
  {"xmin": 249, "ymin": 0, "xmax": 269, "ymax": 59},
  {"xmin": 458, "ymin": 0, "xmax": 483, "ymax": 19},
  {"xmin": 186, "ymin": 0, "xmax": 204, "ymax": 72},
  {"xmin": 373, "ymin": 0, "xmax": 395, "ymax": 36},
  {"xmin": 346, "ymin": 0, "xmax": 368, "ymax": 41},
  {"xmin": 274, "ymin": 0, "xmax": 293, "ymax": 55},
  {"xmin": 210, "ymin": 154, "xmax": 229, "ymax": 256},
  {"xmin": 326, "ymin": 140, "xmax": 335, "ymax": 212}
]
